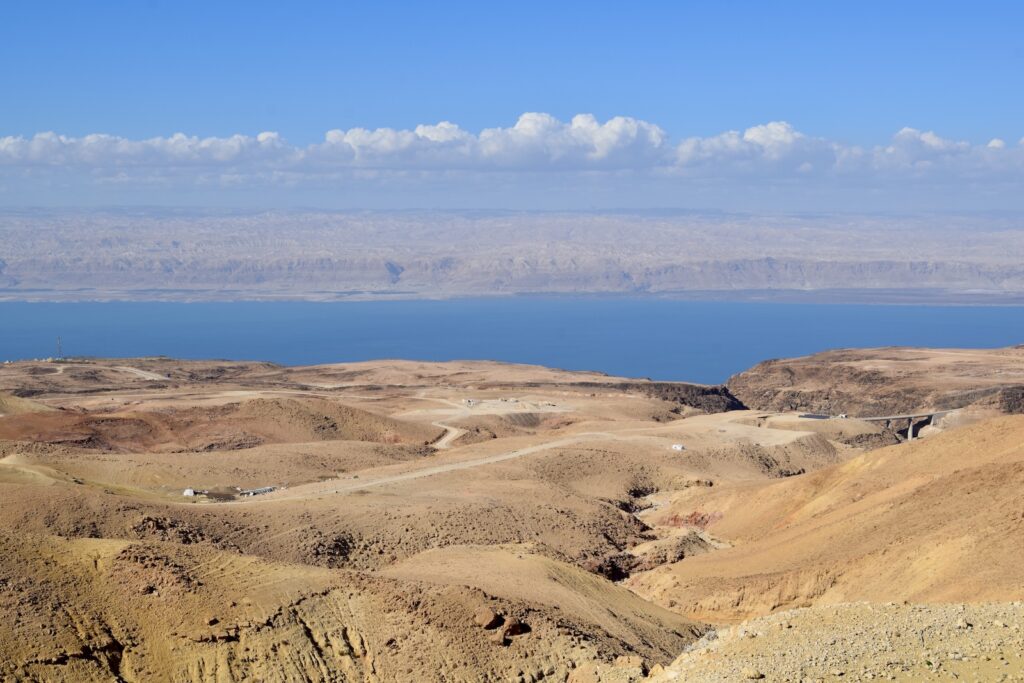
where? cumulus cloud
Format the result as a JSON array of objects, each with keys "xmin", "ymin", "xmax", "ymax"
[
  {"xmin": 310, "ymin": 113, "xmax": 670, "ymax": 170},
  {"xmin": 0, "ymin": 130, "xmax": 292, "ymax": 167},
  {"xmin": 870, "ymin": 127, "xmax": 971, "ymax": 171},
  {"xmin": 674, "ymin": 122, "xmax": 842, "ymax": 174},
  {"xmin": 1, "ymin": 114, "xmax": 1023, "ymax": 189}
]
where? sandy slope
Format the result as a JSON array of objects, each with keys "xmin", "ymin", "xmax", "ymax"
[
  {"xmin": 627, "ymin": 415, "xmax": 1024, "ymax": 622},
  {"xmin": 0, "ymin": 392, "xmax": 55, "ymax": 417}
]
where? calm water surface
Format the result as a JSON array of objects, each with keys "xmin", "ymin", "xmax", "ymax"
[{"xmin": 1, "ymin": 299, "xmax": 1021, "ymax": 384}]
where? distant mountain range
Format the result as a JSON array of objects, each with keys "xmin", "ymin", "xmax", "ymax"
[{"xmin": 2, "ymin": 209, "xmax": 1023, "ymax": 302}]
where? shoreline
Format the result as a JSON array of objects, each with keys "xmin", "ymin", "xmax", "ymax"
[{"xmin": 4, "ymin": 288, "xmax": 1024, "ymax": 306}]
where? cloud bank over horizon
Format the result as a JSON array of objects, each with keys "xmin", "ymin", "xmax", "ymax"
[{"xmin": 2, "ymin": 113, "xmax": 1023, "ymax": 210}]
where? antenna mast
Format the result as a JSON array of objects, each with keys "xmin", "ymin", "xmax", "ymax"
[{"xmin": 56, "ymin": 336, "xmax": 63, "ymax": 360}]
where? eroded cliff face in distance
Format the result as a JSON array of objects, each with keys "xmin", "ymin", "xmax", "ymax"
[
  {"xmin": 727, "ymin": 346, "xmax": 1024, "ymax": 416},
  {"xmin": 2, "ymin": 209, "xmax": 1023, "ymax": 301}
]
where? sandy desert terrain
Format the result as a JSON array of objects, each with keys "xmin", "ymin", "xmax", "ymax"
[{"xmin": 0, "ymin": 349, "xmax": 1022, "ymax": 681}]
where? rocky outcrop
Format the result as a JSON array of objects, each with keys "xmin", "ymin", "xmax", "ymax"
[
  {"xmin": 573, "ymin": 382, "xmax": 745, "ymax": 414},
  {"xmin": 999, "ymin": 386, "xmax": 1024, "ymax": 414}
]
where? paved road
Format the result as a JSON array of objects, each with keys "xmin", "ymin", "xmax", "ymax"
[{"xmin": 858, "ymin": 410, "xmax": 949, "ymax": 422}]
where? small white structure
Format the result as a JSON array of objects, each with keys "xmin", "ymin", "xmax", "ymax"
[
  {"xmin": 671, "ymin": 444, "xmax": 685, "ymax": 451},
  {"xmin": 182, "ymin": 488, "xmax": 196, "ymax": 497}
]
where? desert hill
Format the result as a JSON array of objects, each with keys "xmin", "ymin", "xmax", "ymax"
[
  {"xmin": 0, "ymin": 397, "xmax": 443, "ymax": 452},
  {"xmin": 0, "ymin": 532, "xmax": 704, "ymax": 682},
  {"xmin": 626, "ymin": 415, "xmax": 1024, "ymax": 622}
]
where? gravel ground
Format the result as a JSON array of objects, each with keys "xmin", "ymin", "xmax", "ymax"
[{"xmin": 649, "ymin": 602, "xmax": 1024, "ymax": 682}]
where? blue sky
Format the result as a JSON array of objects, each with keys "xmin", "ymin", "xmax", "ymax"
[{"xmin": 2, "ymin": 1, "xmax": 1023, "ymax": 209}]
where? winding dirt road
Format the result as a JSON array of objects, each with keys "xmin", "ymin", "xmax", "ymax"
[
  {"xmin": 430, "ymin": 422, "xmax": 467, "ymax": 449},
  {"xmin": 261, "ymin": 432, "xmax": 613, "ymax": 503}
]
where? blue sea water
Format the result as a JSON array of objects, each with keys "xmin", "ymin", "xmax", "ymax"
[{"xmin": 1, "ymin": 299, "xmax": 1021, "ymax": 384}]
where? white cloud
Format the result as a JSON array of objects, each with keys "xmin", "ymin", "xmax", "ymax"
[
  {"xmin": 674, "ymin": 121, "xmax": 841, "ymax": 173},
  {"xmin": 476, "ymin": 113, "xmax": 669, "ymax": 168},
  {"xmin": 311, "ymin": 113, "xmax": 669, "ymax": 169},
  {"xmin": 1, "ymin": 114, "xmax": 1023, "ymax": 191},
  {"xmin": 871, "ymin": 127, "xmax": 971, "ymax": 170},
  {"xmin": 0, "ymin": 130, "xmax": 292, "ymax": 167}
]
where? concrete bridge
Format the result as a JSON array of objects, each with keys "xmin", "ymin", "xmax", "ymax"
[{"xmin": 858, "ymin": 411, "xmax": 951, "ymax": 440}]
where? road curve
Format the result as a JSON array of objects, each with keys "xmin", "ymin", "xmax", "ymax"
[{"xmin": 430, "ymin": 421, "xmax": 467, "ymax": 450}]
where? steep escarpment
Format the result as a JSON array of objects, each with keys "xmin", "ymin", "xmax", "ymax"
[
  {"xmin": 12, "ymin": 254, "xmax": 1024, "ymax": 299},
  {"xmin": 5, "ymin": 209, "xmax": 1024, "ymax": 301},
  {"xmin": 728, "ymin": 346, "xmax": 1024, "ymax": 416},
  {"xmin": 572, "ymin": 382, "xmax": 745, "ymax": 414}
]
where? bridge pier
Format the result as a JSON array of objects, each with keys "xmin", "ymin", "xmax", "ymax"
[
  {"xmin": 859, "ymin": 411, "xmax": 948, "ymax": 443},
  {"xmin": 852, "ymin": 411, "xmax": 948, "ymax": 444}
]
